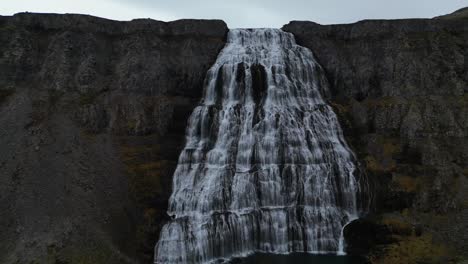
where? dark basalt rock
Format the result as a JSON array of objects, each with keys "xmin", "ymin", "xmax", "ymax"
[
  {"xmin": 0, "ymin": 13, "xmax": 227, "ymax": 264},
  {"xmin": 343, "ymin": 218, "xmax": 393, "ymax": 256}
]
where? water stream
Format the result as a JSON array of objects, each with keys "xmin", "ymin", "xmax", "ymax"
[{"xmin": 154, "ymin": 28, "xmax": 362, "ymax": 264}]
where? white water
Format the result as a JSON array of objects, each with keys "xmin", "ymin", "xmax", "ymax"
[{"xmin": 154, "ymin": 29, "xmax": 361, "ymax": 264}]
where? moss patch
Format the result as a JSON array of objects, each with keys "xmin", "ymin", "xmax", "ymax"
[
  {"xmin": 26, "ymin": 239, "xmax": 131, "ymax": 264},
  {"xmin": 370, "ymin": 234, "xmax": 452, "ymax": 264},
  {"xmin": 49, "ymin": 243, "xmax": 123, "ymax": 264},
  {"xmin": 382, "ymin": 139, "xmax": 400, "ymax": 157},
  {"xmin": 365, "ymin": 156, "xmax": 382, "ymax": 172},
  {"xmin": 379, "ymin": 214, "xmax": 412, "ymax": 236},
  {"xmin": 392, "ymin": 174, "xmax": 421, "ymax": 193},
  {"xmin": 119, "ymin": 143, "xmax": 167, "ymax": 199},
  {"xmin": 330, "ymin": 101, "xmax": 351, "ymax": 114},
  {"xmin": 370, "ymin": 213, "xmax": 456, "ymax": 264},
  {"xmin": 364, "ymin": 136, "xmax": 402, "ymax": 174},
  {"xmin": 79, "ymin": 92, "xmax": 98, "ymax": 105},
  {"xmin": 126, "ymin": 119, "xmax": 138, "ymax": 131},
  {"xmin": 118, "ymin": 135, "xmax": 176, "ymax": 262},
  {"xmin": 0, "ymin": 23, "xmax": 16, "ymax": 33}
]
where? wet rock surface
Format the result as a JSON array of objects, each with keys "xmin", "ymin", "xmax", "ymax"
[
  {"xmin": 284, "ymin": 11, "xmax": 468, "ymax": 263},
  {"xmin": 0, "ymin": 13, "xmax": 227, "ymax": 263}
]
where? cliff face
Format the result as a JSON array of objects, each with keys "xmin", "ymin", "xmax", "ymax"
[
  {"xmin": 284, "ymin": 15, "xmax": 468, "ymax": 263},
  {"xmin": 0, "ymin": 13, "xmax": 227, "ymax": 263},
  {"xmin": 1, "ymin": 9, "xmax": 467, "ymax": 264}
]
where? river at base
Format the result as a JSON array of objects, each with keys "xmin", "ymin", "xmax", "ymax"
[{"xmin": 228, "ymin": 253, "xmax": 368, "ymax": 264}]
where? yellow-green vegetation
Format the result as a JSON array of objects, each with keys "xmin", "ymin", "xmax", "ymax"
[
  {"xmin": 119, "ymin": 136, "xmax": 178, "ymax": 262},
  {"xmin": 382, "ymin": 138, "xmax": 400, "ymax": 157},
  {"xmin": 26, "ymin": 241, "xmax": 123, "ymax": 264},
  {"xmin": 368, "ymin": 210, "xmax": 468, "ymax": 264},
  {"xmin": 119, "ymin": 135, "xmax": 176, "ymax": 258},
  {"xmin": 134, "ymin": 160, "xmax": 170, "ymax": 171},
  {"xmin": 462, "ymin": 198, "xmax": 468, "ymax": 210},
  {"xmin": 379, "ymin": 214, "xmax": 412, "ymax": 236},
  {"xmin": 328, "ymin": 101, "xmax": 356, "ymax": 131},
  {"xmin": 47, "ymin": 243, "xmax": 120, "ymax": 264},
  {"xmin": 126, "ymin": 119, "xmax": 138, "ymax": 131},
  {"xmin": 370, "ymin": 213, "xmax": 456, "ymax": 264},
  {"xmin": 79, "ymin": 91, "xmax": 99, "ymax": 105},
  {"xmin": 62, "ymin": 250, "xmax": 113, "ymax": 264},
  {"xmin": 364, "ymin": 155, "xmax": 395, "ymax": 174},
  {"xmin": 119, "ymin": 139, "xmax": 167, "ymax": 201},
  {"xmin": 463, "ymin": 168, "xmax": 468, "ymax": 178},
  {"xmin": 126, "ymin": 160, "xmax": 170, "ymax": 198},
  {"xmin": 119, "ymin": 145, "xmax": 158, "ymax": 163},
  {"xmin": 371, "ymin": 234, "xmax": 451, "ymax": 264},
  {"xmin": 0, "ymin": 23, "xmax": 16, "ymax": 32},
  {"xmin": 459, "ymin": 94, "xmax": 468, "ymax": 105},
  {"xmin": 364, "ymin": 136, "xmax": 401, "ymax": 173},
  {"xmin": 329, "ymin": 101, "xmax": 350, "ymax": 114},
  {"xmin": 393, "ymin": 174, "xmax": 421, "ymax": 193},
  {"xmin": 365, "ymin": 156, "xmax": 383, "ymax": 172}
]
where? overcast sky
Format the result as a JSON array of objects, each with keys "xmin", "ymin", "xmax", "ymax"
[{"xmin": 1, "ymin": 0, "xmax": 466, "ymax": 28}]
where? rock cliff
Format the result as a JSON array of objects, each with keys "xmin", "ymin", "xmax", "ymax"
[
  {"xmin": 283, "ymin": 10, "xmax": 468, "ymax": 263},
  {"xmin": 0, "ymin": 13, "xmax": 227, "ymax": 263},
  {"xmin": 1, "ymin": 8, "xmax": 467, "ymax": 264}
]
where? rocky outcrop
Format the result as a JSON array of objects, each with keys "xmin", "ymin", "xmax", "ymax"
[
  {"xmin": 0, "ymin": 13, "xmax": 227, "ymax": 264},
  {"xmin": 284, "ymin": 11, "xmax": 468, "ymax": 263}
]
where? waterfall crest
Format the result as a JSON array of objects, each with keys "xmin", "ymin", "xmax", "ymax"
[{"xmin": 155, "ymin": 28, "xmax": 361, "ymax": 264}]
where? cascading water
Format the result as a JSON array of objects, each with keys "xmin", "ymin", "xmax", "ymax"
[{"xmin": 155, "ymin": 28, "xmax": 362, "ymax": 264}]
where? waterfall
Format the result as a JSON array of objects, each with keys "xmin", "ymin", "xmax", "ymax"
[{"xmin": 154, "ymin": 28, "xmax": 361, "ymax": 264}]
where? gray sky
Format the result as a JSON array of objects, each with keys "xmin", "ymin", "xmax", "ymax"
[{"xmin": 1, "ymin": 0, "xmax": 466, "ymax": 28}]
